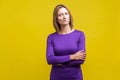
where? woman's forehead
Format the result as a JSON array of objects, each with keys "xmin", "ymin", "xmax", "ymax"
[{"xmin": 57, "ymin": 7, "xmax": 68, "ymax": 13}]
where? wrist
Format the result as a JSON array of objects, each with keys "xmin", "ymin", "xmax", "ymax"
[{"xmin": 70, "ymin": 55, "xmax": 75, "ymax": 60}]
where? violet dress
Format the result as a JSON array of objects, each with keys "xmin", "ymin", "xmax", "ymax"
[{"xmin": 46, "ymin": 30, "xmax": 86, "ymax": 80}]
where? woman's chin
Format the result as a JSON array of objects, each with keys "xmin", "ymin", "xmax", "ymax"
[{"xmin": 61, "ymin": 23, "xmax": 69, "ymax": 26}]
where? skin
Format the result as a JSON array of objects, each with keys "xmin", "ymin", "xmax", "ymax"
[
  {"xmin": 57, "ymin": 7, "xmax": 72, "ymax": 34},
  {"xmin": 57, "ymin": 7, "xmax": 86, "ymax": 60}
]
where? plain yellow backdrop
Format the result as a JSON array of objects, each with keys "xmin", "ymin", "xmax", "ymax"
[{"xmin": 0, "ymin": 0, "xmax": 119, "ymax": 80}]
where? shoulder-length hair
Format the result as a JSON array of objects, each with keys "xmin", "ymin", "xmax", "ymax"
[{"xmin": 53, "ymin": 4, "xmax": 73, "ymax": 32}]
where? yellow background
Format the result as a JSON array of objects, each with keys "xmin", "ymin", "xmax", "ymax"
[{"xmin": 0, "ymin": 0, "xmax": 119, "ymax": 80}]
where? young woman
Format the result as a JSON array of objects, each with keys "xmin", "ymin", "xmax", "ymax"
[{"xmin": 46, "ymin": 4, "xmax": 86, "ymax": 80}]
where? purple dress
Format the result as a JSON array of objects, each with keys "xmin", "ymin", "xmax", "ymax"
[{"xmin": 46, "ymin": 30, "xmax": 86, "ymax": 80}]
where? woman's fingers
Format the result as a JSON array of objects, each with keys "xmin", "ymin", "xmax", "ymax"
[
  {"xmin": 78, "ymin": 50, "xmax": 84, "ymax": 53},
  {"xmin": 73, "ymin": 50, "xmax": 86, "ymax": 60},
  {"xmin": 80, "ymin": 53, "xmax": 86, "ymax": 60}
]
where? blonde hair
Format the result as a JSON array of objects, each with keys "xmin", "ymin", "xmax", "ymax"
[{"xmin": 53, "ymin": 4, "xmax": 73, "ymax": 32}]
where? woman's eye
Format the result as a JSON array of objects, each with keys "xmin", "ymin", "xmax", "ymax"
[
  {"xmin": 58, "ymin": 14, "xmax": 62, "ymax": 17},
  {"xmin": 65, "ymin": 13, "xmax": 68, "ymax": 15}
]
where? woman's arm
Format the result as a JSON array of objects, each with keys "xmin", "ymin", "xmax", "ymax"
[
  {"xmin": 46, "ymin": 35, "xmax": 70, "ymax": 65},
  {"xmin": 63, "ymin": 31, "xmax": 86, "ymax": 66}
]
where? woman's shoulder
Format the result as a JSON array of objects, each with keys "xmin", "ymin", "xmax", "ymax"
[
  {"xmin": 47, "ymin": 32, "xmax": 57, "ymax": 39},
  {"xmin": 74, "ymin": 29, "xmax": 85, "ymax": 38},
  {"xmin": 74, "ymin": 29, "xmax": 85, "ymax": 35}
]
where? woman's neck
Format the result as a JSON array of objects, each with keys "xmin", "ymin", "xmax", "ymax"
[{"xmin": 58, "ymin": 25, "xmax": 74, "ymax": 34}]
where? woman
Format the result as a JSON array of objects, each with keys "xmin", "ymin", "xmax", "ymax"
[{"xmin": 46, "ymin": 4, "xmax": 86, "ymax": 80}]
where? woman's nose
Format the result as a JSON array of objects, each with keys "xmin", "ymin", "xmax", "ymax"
[{"xmin": 63, "ymin": 14, "xmax": 66, "ymax": 19}]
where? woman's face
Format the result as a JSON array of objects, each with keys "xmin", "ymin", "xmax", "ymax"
[{"xmin": 57, "ymin": 7, "xmax": 70, "ymax": 26}]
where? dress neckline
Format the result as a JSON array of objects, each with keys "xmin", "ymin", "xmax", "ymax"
[{"xmin": 56, "ymin": 29, "xmax": 76, "ymax": 36}]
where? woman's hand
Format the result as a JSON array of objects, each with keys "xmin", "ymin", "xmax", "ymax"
[{"xmin": 70, "ymin": 50, "xmax": 86, "ymax": 60}]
